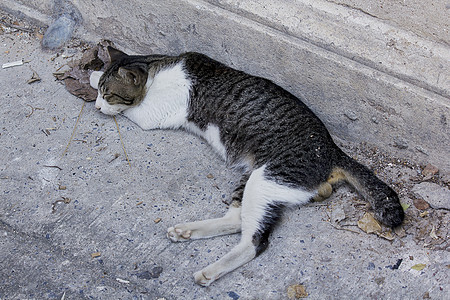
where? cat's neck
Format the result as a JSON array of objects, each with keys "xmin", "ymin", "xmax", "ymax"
[{"xmin": 123, "ymin": 62, "xmax": 192, "ymax": 130}]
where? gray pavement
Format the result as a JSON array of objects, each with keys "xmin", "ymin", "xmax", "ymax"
[{"xmin": 1, "ymin": 28, "xmax": 448, "ymax": 299}]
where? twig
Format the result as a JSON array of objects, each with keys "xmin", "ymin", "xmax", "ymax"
[
  {"xmin": 62, "ymin": 101, "xmax": 85, "ymax": 156},
  {"xmin": 51, "ymin": 197, "xmax": 72, "ymax": 213},
  {"xmin": 44, "ymin": 165, "xmax": 63, "ymax": 170},
  {"xmin": 113, "ymin": 116, "xmax": 131, "ymax": 168},
  {"xmin": 0, "ymin": 20, "xmax": 34, "ymax": 33},
  {"xmin": 328, "ymin": 222, "xmax": 361, "ymax": 234},
  {"xmin": 26, "ymin": 104, "xmax": 44, "ymax": 117}
]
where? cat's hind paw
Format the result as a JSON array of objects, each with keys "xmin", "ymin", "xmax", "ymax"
[
  {"xmin": 194, "ymin": 270, "xmax": 215, "ymax": 287},
  {"xmin": 167, "ymin": 225, "xmax": 192, "ymax": 242}
]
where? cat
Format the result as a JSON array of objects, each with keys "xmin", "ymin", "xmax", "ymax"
[{"xmin": 89, "ymin": 47, "xmax": 404, "ymax": 286}]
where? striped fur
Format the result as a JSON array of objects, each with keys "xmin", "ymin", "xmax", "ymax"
[{"xmin": 90, "ymin": 48, "xmax": 404, "ymax": 286}]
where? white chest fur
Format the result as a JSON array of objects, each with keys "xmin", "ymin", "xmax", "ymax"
[
  {"xmin": 123, "ymin": 62, "xmax": 192, "ymax": 130},
  {"xmin": 90, "ymin": 61, "xmax": 228, "ymax": 160}
]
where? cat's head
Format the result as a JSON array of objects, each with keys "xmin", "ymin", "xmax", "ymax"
[{"xmin": 90, "ymin": 47, "xmax": 149, "ymax": 115}]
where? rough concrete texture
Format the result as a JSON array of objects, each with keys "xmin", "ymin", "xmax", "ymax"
[
  {"xmin": 329, "ymin": 0, "xmax": 450, "ymax": 45},
  {"xmin": 1, "ymin": 0, "xmax": 449, "ymax": 173},
  {"xmin": 1, "ymin": 19, "xmax": 449, "ymax": 299}
]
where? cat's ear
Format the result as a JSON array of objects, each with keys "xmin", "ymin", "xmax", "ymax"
[
  {"xmin": 107, "ymin": 46, "xmax": 127, "ymax": 62},
  {"xmin": 118, "ymin": 66, "xmax": 148, "ymax": 86}
]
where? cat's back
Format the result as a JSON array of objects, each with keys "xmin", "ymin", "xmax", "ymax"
[{"xmin": 180, "ymin": 52, "xmax": 338, "ymax": 187}]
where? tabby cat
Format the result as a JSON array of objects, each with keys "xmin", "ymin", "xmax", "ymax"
[{"xmin": 90, "ymin": 47, "xmax": 404, "ymax": 286}]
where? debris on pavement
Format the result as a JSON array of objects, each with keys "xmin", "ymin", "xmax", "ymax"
[
  {"xmin": 411, "ymin": 263, "xmax": 426, "ymax": 271},
  {"xmin": 2, "ymin": 59, "xmax": 24, "ymax": 69},
  {"xmin": 51, "ymin": 197, "xmax": 72, "ymax": 213},
  {"xmin": 27, "ymin": 70, "xmax": 41, "ymax": 84},
  {"xmin": 287, "ymin": 284, "xmax": 308, "ymax": 299},
  {"xmin": 54, "ymin": 40, "xmax": 114, "ymax": 102},
  {"xmin": 357, "ymin": 212, "xmax": 381, "ymax": 234}
]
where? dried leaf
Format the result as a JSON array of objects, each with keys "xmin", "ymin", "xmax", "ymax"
[
  {"xmin": 377, "ymin": 230, "xmax": 394, "ymax": 241},
  {"xmin": 287, "ymin": 284, "xmax": 308, "ymax": 299},
  {"xmin": 27, "ymin": 71, "xmax": 41, "ymax": 84},
  {"xmin": 358, "ymin": 212, "xmax": 381, "ymax": 234},
  {"xmin": 411, "ymin": 263, "xmax": 426, "ymax": 271},
  {"xmin": 54, "ymin": 40, "xmax": 115, "ymax": 102},
  {"xmin": 401, "ymin": 203, "xmax": 410, "ymax": 211},
  {"xmin": 430, "ymin": 226, "xmax": 439, "ymax": 240}
]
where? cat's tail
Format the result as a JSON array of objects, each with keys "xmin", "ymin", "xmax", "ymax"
[{"xmin": 330, "ymin": 150, "xmax": 404, "ymax": 228}]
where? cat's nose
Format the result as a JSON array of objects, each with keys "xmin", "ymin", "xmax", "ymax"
[{"xmin": 95, "ymin": 104, "xmax": 101, "ymax": 110}]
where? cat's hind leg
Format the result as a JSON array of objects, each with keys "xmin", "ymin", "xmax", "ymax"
[
  {"xmin": 193, "ymin": 166, "xmax": 313, "ymax": 286},
  {"xmin": 167, "ymin": 202, "xmax": 241, "ymax": 241},
  {"xmin": 167, "ymin": 173, "xmax": 250, "ymax": 242}
]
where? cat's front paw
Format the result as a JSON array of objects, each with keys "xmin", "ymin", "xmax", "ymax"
[{"xmin": 167, "ymin": 225, "xmax": 192, "ymax": 242}]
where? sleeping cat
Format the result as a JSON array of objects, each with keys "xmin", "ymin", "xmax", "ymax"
[{"xmin": 90, "ymin": 47, "xmax": 404, "ymax": 286}]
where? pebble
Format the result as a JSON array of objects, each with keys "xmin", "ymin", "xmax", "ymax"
[
  {"xmin": 411, "ymin": 182, "xmax": 450, "ymax": 210},
  {"xmin": 422, "ymin": 164, "xmax": 439, "ymax": 177},
  {"xmin": 42, "ymin": 16, "xmax": 76, "ymax": 49},
  {"xmin": 135, "ymin": 266, "xmax": 163, "ymax": 280},
  {"xmin": 344, "ymin": 110, "xmax": 358, "ymax": 121},
  {"xmin": 227, "ymin": 291, "xmax": 240, "ymax": 300},
  {"xmin": 393, "ymin": 137, "xmax": 408, "ymax": 149},
  {"xmin": 413, "ymin": 198, "xmax": 430, "ymax": 210}
]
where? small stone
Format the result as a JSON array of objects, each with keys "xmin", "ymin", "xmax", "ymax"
[
  {"xmin": 374, "ymin": 277, "xmax": 385, "ymax": 285},
  {"xmin": 393, "ymin": 137, "xmax": 408, "ymax": 149},
  {"xmin": 413, "ymin": 198, "xmax": 430, "ymax": 210},
  {"xmin": 422, "ymin": 164, "xmax": 439, "ymax": 177},
  {"xmin": 367, "ymin": 262, "xmax": 375, "ymax": 270},
  {"xmin": 206, "ymin": 174, "xmax": 214, "ymax": 179},
  {"xmin": 42, "ymin": 16, "xmax": 77, "ymax": 49},
  {"xmin": 415, "ymin": 146, "xmax": 429, "ymax": 155},
  {"xmin": 344, "ymin": 110, "xmax": 358, "ymax": 121},
  {"xmin": 227, "ymin": 291, "xmax": 240, "ymax": 300},
  {"xmin": 135, "ymin": 266, "xmax": 163, "ymax": 280}
]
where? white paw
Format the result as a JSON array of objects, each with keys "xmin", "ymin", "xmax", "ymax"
[
  {"xmin": 167, "ymin": 225, "xmax": 192, "ymax": 242},
  {"xmin": 89, "ymin": 71, "xmax": 103, "ymax": 89},
  {"xmin": 194, "ymin": 269, "xmax": 215, "ymax": 287}
]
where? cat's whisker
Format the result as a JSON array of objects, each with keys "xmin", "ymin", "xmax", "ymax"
[
  {"xmin": 113, "ymin": 115, "xmax": 131, "ymax": 168},
  {"xmin": 62, "ymin": 101, "xmax": 85, "ymax": 157}
]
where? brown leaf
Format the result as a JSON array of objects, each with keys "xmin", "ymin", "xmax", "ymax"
[
  {"xmin": 54, "ymin": 40, "xmax": 115, "ymax": 102},
  {"xmin": 357, "ymin": 212, "xmax": 381, "ymax": 234},
  {"xmin": 413, "ymin": 198, "xmax": 430, "ymax": 210},
  {"xmin": 377, "ymin": 230, "xmax": 394, "ymax": 241},
  {"xmin": 287, "ymin": 284, "xmax": 308, "ymax": 299},
  {"xmin": 64, "ymin": 78, "xmax": 98, "ymax": 101}
]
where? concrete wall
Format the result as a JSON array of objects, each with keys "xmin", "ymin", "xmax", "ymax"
[
  {"xmin": 1, "ymin": 0, "xmax": 449, "ymax": 171},
  {"xmin": 329, "ymin": 0, "xmax": 449, "ymax": 45}
]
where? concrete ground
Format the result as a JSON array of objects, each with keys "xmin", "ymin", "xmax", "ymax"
[{"xmin": 1, "ymin": 20, "xmax": 449, "ymax": 300}]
